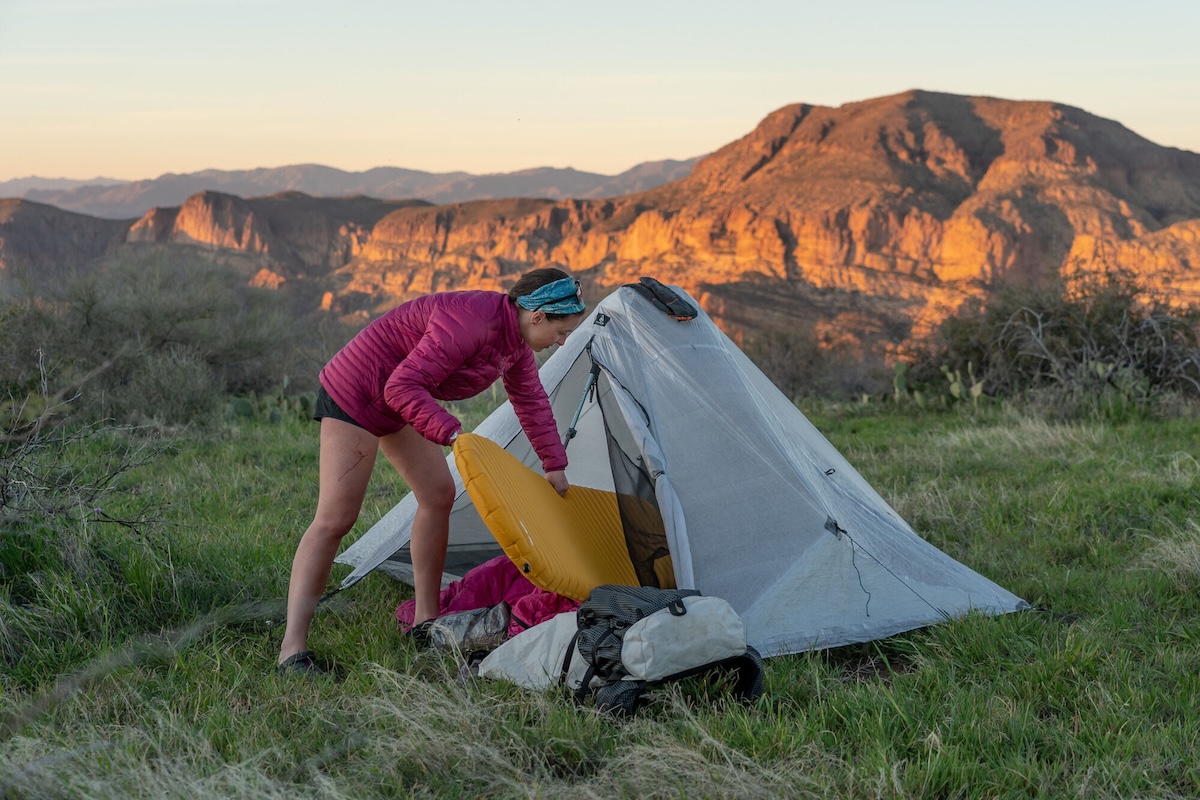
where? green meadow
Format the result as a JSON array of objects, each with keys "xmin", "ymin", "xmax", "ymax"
[
  {"xmin": 3, "ymin": 400, "xmax": 1198, "ymax": 799},
  {"xmin": 3, "ymin": 260, "xmax": 1199, "ymax": 797}
]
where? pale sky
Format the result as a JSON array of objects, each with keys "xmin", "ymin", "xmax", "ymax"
[{"xmin": 2, "ymin": 0, "xmax": 1198, "ymax": 183}]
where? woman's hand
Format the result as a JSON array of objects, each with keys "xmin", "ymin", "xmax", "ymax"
[{"xmin": 545, "ymin": 470, "xmax": 569, "ymax": 497}]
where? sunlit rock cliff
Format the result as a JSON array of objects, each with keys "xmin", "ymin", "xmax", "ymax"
[{"xmin": 329, "ymin": 90, "xmax": 1200, "ymax": 341}]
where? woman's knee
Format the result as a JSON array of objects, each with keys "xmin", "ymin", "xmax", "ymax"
[
  {"xmin": 309, "ymin": 509, "xmax": 359, "ymax": 540},
  {"xmin": 414, "ymin": 477, "xmax": 456, "ymax": 514}
]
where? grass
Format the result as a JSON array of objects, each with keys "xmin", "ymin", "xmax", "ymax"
[{"xmin": 2, "ymin": 402, "xmax": 1199, "ymax": 798}]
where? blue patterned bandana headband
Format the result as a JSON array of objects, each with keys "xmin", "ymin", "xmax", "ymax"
[{"xmin": 515, "ymin": 277, "xmax": 585, "ymax": 315}]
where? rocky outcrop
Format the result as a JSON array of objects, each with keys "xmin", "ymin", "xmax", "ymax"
[{"xmin": 124, "ymin": 191, "xmax": 430, "ymax": 285}]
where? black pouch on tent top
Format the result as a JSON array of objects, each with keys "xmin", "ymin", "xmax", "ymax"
[
  {"xmin": 623, "ymin": 276, "xmax": 698, "ymax": 320},
  {"xmin": 569, "ymin": 584, "xmax": 765, "ymax": 716}
]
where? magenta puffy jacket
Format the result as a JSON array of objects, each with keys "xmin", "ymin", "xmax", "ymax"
[{"xmin": 319, "ymin": 291, "xmax": 567, "ymax": 473}]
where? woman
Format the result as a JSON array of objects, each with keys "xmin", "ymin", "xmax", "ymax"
[{"xmin": 277, "ymin": 268, "xmax": 586, "ymax": 674}]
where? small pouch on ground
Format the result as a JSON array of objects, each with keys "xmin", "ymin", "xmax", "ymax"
[{"xmin": 427, "ymin": 602, "xmax": 512, "ymax": 653}]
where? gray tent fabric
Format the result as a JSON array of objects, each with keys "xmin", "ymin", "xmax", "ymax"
[{"xmin": 335, "ymin": 283, "xmax": 1028, "ymax": 657}]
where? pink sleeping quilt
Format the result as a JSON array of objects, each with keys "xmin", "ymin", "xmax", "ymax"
[{"xmin": 395, "ymin": 555, "xmax": 579, "ymax": 638}]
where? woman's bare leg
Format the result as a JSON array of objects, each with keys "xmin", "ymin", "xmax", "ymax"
[
  {"xmin": 278, "ymin": 418, "xmax": 379, "ymax": 664},
  {"xmin": 379, "ymin": 425, "xmax": 456, "ymax": 626}
]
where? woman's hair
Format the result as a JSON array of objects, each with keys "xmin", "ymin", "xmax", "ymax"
[{"xmin": 508, "ymin": 267, "xmax": 584, "ymax": 319}]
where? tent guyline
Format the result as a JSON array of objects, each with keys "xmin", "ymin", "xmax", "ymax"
[
  {"xmin": 849, "ymin": 540, "xmax": 872, "ymax": 617},
  {"xmin": 334, "ymin": 279, "xmax": 1028, "ymax": 657},
  {"xmin": 843, "ymin": 529, "xmax": 948, "ymax": 617},
  {"xmin": 822, "ymin": 503, "xmax": 945, "ymax": 619}
]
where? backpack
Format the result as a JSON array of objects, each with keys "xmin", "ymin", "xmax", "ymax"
[{"xmin": 567, "ymin": 584, "xmax": 765, "ymax": 715}]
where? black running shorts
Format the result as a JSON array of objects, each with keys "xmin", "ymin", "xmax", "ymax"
[{"xmin": 312, "ymin": 386, "xmax": 368, "ymax": 431}]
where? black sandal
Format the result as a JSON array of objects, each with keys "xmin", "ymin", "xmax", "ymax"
[{"xmin": 276, "ymin": 649, "xmax": 326, "ymax": 676}]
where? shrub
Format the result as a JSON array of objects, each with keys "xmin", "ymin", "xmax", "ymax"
[
  {"xmin": 1, "ymin": 252, "xmax": 349, "ymax": 427},
  {"xmin": 99, "ymin": 346, "xmax": 225, "ymax": 426},
  {"xmin": 0, "ymin": 409, "xmax": 168, "ymax": 676},
  {"xmin": 904, "ymin": 267, "xmax": 1200, "ymax": 418},
  {"xmin": 744, "ymin": 325, "xmax": 889, "ymax": 401}
]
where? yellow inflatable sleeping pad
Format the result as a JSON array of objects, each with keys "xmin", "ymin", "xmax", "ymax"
[{"xmin": 452, "ymin": 433, "xmax": 641, "ymax": 601}]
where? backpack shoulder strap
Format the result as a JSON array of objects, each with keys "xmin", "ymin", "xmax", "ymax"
[
  {"xmin": 559, "ymin": 629, "xmax": 581, "ymax": 687},
  {"xmin": 574, "ymin": 666, "xmax": 598, "ymax": 705},
  {"xmin": 559, "ymin": 628, "xmax": 600, "ymax": 706}
]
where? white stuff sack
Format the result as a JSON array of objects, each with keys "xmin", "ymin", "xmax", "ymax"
[
  {"xmin": 619, "ymin": 595, "xmax": 747, "ymax": 682},
  {"xmin": 477, "ymin": 612, "xmax": 592, "ymax": 692}
]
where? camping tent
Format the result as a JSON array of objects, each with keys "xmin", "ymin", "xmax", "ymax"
[{"xmin": 336, "ymin": 281, "xmax": 1028, "ymax": 657}]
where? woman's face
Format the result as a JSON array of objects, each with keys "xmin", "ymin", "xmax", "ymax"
[{"xmin": 521, "ymin": 311, "xmax": 584, "ymax": 352}]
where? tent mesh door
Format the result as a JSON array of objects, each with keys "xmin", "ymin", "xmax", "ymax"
[{"xmin": 596, "ymin": 371, "xmax": 672, "ymax": 587}]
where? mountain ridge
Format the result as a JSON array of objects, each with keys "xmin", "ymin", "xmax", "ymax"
[
  {"xmin": 4, "ymin": 90, "xmax": 1199, "ymax": 351},
  {"xmin": 5, "ymin": 159, "xmax": 701, "ymax": 220},
  {"xmin": 0, "ymin": 176, "xmax": 126, "ymax": 195}
]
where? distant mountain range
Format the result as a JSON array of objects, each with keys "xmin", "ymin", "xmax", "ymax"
[
  {"xmin": 0, "ymin": 176, "xmax": 127, "ymax": 195},
  {"xmin": 3, "ymin": 90, "xmax": 1199, "ymax": 349},
  {"xmin": 0, "ymin": 159, "xmax": 701, "ymax": 220}
]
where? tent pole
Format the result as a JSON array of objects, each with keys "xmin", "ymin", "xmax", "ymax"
[{"xmin": 562, "ymin": 360, "xmax": 601, "ymax": 449}]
